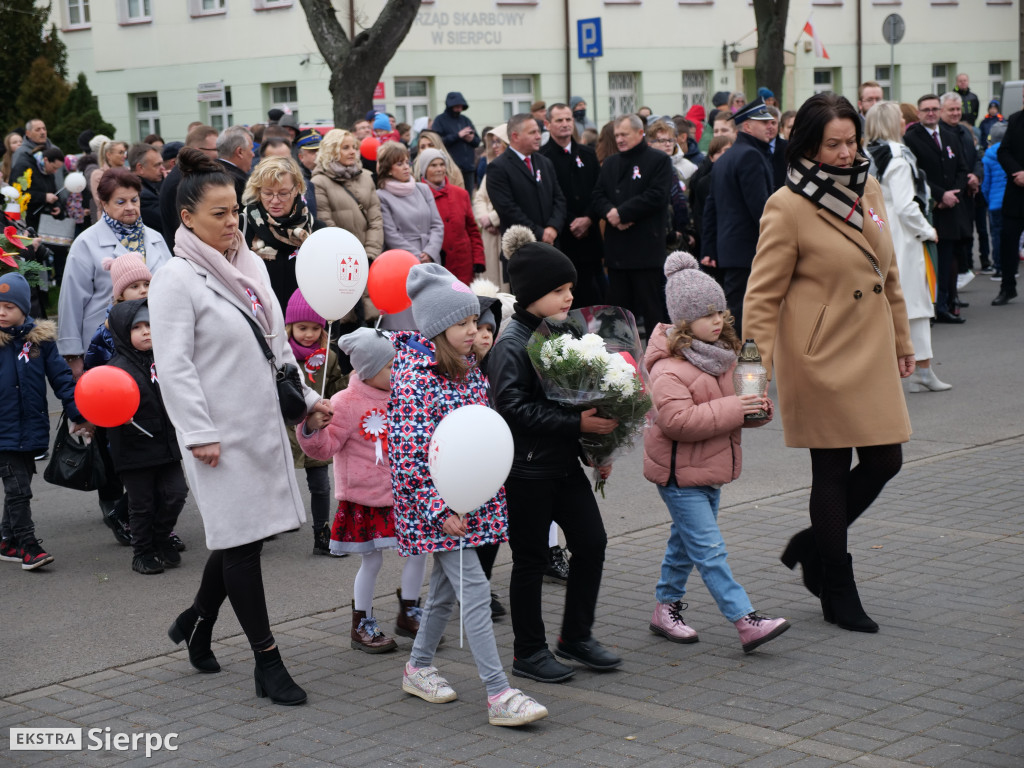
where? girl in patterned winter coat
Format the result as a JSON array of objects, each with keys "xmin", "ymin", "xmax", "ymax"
[
  {"xmin": 296, "ymin": 328, "xmax": 427, "ymax": 654},
  {"xmin": 388, "ymin": 263, "xmax": 547, "ymax": 728}
]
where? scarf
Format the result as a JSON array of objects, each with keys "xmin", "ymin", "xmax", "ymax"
[
  {"xmin": 326, "ymin": 161, "xmax": 363, "ymax": 182},
  {"xmin": 786, "ymin": 155, "xmax": 871, "ymax": 231},
  {"xmin": 103, "ymin": 212, "xmax": 147, "ymax": 260},
  {"xmin": 425, "ymin": 178, "xmax": 446, "ymax": 192},
  {"xmin": 289, "ymin": 336, "xmax": 317, "ymax": 363},
  {"xmin": 173, "ymin": 225, "xmax": 275, "ymax": 335},
  {"xmin": 681, "ymin": 339, "xmax": 737, "ymax": 377},
  {"xmin": 382, "ymin": 178, "xmax": 417, "ymax": 197},
  {"xmin": 244, "ymin": 198, "xmax": 313, "ymax": 260}
]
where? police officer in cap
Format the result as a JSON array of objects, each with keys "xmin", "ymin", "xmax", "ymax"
[
  {"xmin": 701, "ymin": 97, "xmax": 776, "ymax": 336},
  {"xmin": 294, "ymin": 129, "xmax": 322, "ymax": 221}
]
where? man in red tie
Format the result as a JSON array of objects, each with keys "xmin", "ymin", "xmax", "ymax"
[{"xmin": 904, "ymin": 94, "xmax": 972, "ymax": 323}]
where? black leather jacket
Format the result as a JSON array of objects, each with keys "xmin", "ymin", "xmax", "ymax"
[{"xmin": 487, "ymin": 312, "xmax": 583, "ymax": 479}]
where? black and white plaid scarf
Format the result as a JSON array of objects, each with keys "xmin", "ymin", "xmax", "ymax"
[{"xmin": 786, "ymin": 155, "xmax": 871, "ymax": 231}]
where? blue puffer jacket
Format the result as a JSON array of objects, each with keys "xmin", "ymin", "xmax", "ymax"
[
  {"xmin": 982, "ymin": 143, "xmax": 1007, "ymax": 210},
  {"xmin": 83, "ymin": 306, "xmax": 115, "ymax": 370},
  {"xmin": 0, "ymin": 318, "xmax": 82, "ymax": 453}
]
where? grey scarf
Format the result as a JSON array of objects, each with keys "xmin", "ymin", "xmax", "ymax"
[{"xmin": 681, "ymin": 339, "xmax": 736, "ymax": 377}]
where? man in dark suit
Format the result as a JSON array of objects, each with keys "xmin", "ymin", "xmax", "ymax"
[
  {"xmin": 939, "ymin": 92, "xmax": 989, "ymax": 276},
  {"xmin": 995, "ymin": 105, "xmax": 1024, "ymax": 305},
  {"xmin": 701, "ymin": 98, "xmax": 775, "ymax": 337},
  {"xmin": 592, "ymin": 114, "xmax": 676, "ymax": 340},
  {"xmin": 905, "ymin": 94, "xmax": 972, "ymax": 322},
  {"xmin": 215, "ymin": 125, "xmax": 254, "ymax": 207},
  {"xmin": 538, "ymin": 103, "xmax": 603, "ymax": 307},
  {"xmin": 158, "ymin": 124, "xmax": 218, "ymax": 251},
  {"xmin": 486, "ymin": 112, "xmax": 566, "ymax": 255},
  {"xmin": 127, "ymin": 143, "xmax": 165, "ymax": 235}
]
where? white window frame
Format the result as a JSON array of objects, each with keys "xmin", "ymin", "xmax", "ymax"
[
  {"xmin": 190, "ymin": 0, "xmax": 226, "ymax": 17},
  {"xmin": 608, "ymin": 72, "xmax": 638, "ymax": 119},
  {"xmin": 989, "ymin": 61, "xmax": 1008, "ymax": 101},
  {"xmin": 253, "ymin": 0, "xmax": 294, "ymax": 10},
  {"xmin": 813, "ymin": 68, "xmax": 834, "ymax": 95},
  {"xmin": 268, "ymin": 82, "xmax": 299, "ymax": 124},
  {"xmin": 64, "ymin": 0, "xmax": 91, "ymax": 29},
  {"xmin": 133, "ymin": 93, "xmax": 160, "ymax": 141},
  {"xmin": 874, "ymin": 65, "xmax": 895, "ymax": 101},
  {"xmin": 932, "ymin": 63, "xmax": 952, "ymax": 96},
  {"xmin": 206, "ymin": 88, "xmax": 234, "ymax": 133},
  {"xmin": 680, "ymin": 70, "xmax": 709, "ymax": 115},
  {"xmin": 502, "ymin": 76, "xmax": 535, "ymax": 122},
  {"xmin": 118, "ymin": 0, "xmax": 152, "ymax": 25},
  {"xmin": 393, "ymin": 78, "xmax": 430, "ymax": 126}
]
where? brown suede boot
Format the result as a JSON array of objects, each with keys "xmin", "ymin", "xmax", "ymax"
[
  {"xmin": 394, "ymin": 589, "xmax": 422, "ymax": 639},
  {"xmin": 350, "ymin": 607, "xmax": 397, "ymax": 654}
]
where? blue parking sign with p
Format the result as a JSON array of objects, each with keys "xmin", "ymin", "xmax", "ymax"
[{"xmin": 577, "ymin": 18, "xmax": 602, "ymax": 58}]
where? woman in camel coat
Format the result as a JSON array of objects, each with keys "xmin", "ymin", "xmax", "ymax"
[
  {"xmin": 311, "ymin": 129, "xmax": 384, "ymax": 260},
  {"xmin": 743, "ymin": 93, "xmax": 913, "ymax": 635}
]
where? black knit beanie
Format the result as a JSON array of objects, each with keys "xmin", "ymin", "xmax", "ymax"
[{"xmin": 502, "ymin": 225, "xmax": 577, "ymax": 309}]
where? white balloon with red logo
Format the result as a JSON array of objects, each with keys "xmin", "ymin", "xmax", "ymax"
[{"xmin": 295, "ymin": 227, "xmax": 368, "ymax": 321}]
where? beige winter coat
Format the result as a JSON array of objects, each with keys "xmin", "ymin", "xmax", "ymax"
[
  {"xmin": 311, "ymin": 167, "xmax": 383, "ymax": 259},
  {"xmin": 742, "ymin": 177, "xmax": 912, "ymax": 449}
]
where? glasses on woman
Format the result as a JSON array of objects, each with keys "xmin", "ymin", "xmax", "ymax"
[
  {"xmin": 649, "ymin": 138, "xmax": 675, "ymax": 146},
  {"xmin": 260, "ymin": 188, "xmax": 296, "ymax": 202}
]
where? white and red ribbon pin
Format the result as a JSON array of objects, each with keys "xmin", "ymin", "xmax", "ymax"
[
  {"xmin": 244, "ymin": 287, "xmax": 264, "ymax": 317},
  {"xmin": 150, "ymin": 362, "xmax": 158, "ymax": 383},
  {"xmin": 304, "ymin": 348, "xmax": 327, "ymax": 383},
  {"xmin": 18, "ymin": 342, "xmax": 31, "ymax": 362},
  {"xmin": 632, "ymin": 165, "xmax": 642, "ymax": 180},
  {"xmin": 868, "ymin": 208, "xmax": 885, "ymax": 230},
  {"xmin": 359, "ymin": 408, "xmax": 388, "ymax": 465}
]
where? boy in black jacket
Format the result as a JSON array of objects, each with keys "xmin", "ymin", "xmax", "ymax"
[
  {"xmin": 106, "ymin": 299, "xmax": 188, "ymax": 574},
  {"xmin": 486, "ymin": 226, "xmax": 621, "ymax": 683}
]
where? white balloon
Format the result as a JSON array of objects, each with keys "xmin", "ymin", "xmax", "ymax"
[
  {"xmin": 295, "ymin": 227, "xmax": 369, "ymax": 321},
  {"xmin": 63, "ymin": 171, "xmax": 87, "ymax": 194},
  {"xmin": 429, "ymin": 405, "xmax": 514, "ymax": 515}
]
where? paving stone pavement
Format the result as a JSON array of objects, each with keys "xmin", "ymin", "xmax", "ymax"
[{"xmin": 3, "ymin": 437, "xmax": 1022, "ymax": 767}]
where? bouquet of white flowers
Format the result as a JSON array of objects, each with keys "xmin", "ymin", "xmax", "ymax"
[{"xmin": 526, "ymin": 306, "xmax": 653, "ymax": 496}]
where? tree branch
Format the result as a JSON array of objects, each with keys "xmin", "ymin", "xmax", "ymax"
[{"xmin": 298, "ymin": 0, "xmax": 349, "ymax": 69}]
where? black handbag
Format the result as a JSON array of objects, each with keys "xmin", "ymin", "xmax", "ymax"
[
  {"xmin": 237, "ymin": 309, "xmax": 308, "ymax": 426},
  {"xmin": 43, "ymin": 412, "xmax": 107, "ymax": 491}
]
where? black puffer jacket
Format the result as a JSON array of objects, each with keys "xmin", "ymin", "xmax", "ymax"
[
  {"xmin": 487, "ymin": 310, "xmax": 582, "ymax": 479},
  {"xmin": 105, "ymin": 299, "xmax": 182, "ymax": 472}
]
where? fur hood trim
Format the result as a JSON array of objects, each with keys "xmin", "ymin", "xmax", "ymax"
[{"xmin": 0, "ymin": 319, "xmax": 56, "ymax": 348}]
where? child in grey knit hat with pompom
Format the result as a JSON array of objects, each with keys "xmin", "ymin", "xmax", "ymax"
[{"xmin": 643, "ymin": 251, "xmax": 791, "ymax": 654}]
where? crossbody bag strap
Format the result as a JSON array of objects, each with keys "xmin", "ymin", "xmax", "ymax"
[{"xmin": 235, "ymin": 305, "xmax": 276, "ymax": 366}]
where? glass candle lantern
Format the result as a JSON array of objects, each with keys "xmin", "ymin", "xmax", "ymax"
[{"xmin": 733, "ymin": 338, "xmax": 767, "ymax": 420}]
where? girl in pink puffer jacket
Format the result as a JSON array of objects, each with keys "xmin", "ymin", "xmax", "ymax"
[{"xmin": 643, "ymin": 253, "xmax": 790, "ymax": 654}]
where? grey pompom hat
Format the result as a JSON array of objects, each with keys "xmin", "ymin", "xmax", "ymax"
[{"xmin": 407, "ymin": 263, "xmax": 481, "ymax": 340}]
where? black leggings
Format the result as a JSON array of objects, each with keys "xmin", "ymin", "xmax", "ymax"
[
  {"xmin": 808, "ymin": 445, "xmax": 903, "ymax": 562},
  {"xmin": 193, "ymin": 540, "xmax": 274, "ymax": 651}
]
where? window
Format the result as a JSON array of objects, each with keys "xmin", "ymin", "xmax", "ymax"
[
  {"xmin": 989, "ymin": 61, "xmax": 1008, "ymax": 101},
  {"xmin": 133, "ymin": 93, "xmax": 160, "ymax": 140},
  {"xmin": 394, "ymin": 78, "xmax": 430, "ymax": 125},
  {"xmin": 680, "ymin": 71, "xmax": 709, "ymax": 115},
  {"xmin": 875, "ymin": 65, "xmax": 896, "ymax": 101},
  {"xmin": 502, "ymin": 76, "xmax": 534, "ymax": 122},
  {"xmin": 119, "ymin": 0, "xmax": 152, "ymax": 24},
  {"xmin": 206, "ymin": 88, "xmax": 234, "ymax": 132},
  {"xmin": 253, "ymin": 0, "xmax": 294, "ymax": 9},
  {"xmin": 932, "ymin": 63, "xmax": 952, "ymax": 96},
  {"xmin": 813, "ymin": 68, "xmax": 834, "ymax": 95},
  {"xmin": 65, "ymin": 0, "xmax": 90, "ymax": 28},
  {"xmin": 608, "ymin": 72, "xmax": 638, "ymax": 118},
  {"xmin": 190, "ymin": 0, "xmax": 226, "ymax": 16},
  {"xmin": 267, "ymin": 82, "xmax": 299, "ymax": 123}
]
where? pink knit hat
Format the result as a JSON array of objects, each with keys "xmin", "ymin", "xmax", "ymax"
[
  {"xmin": 103, "ymin": 253, "xmax": 152, "ymax": 300},
  {"xmin": 285, "ymin": 288, "xmax": 326, "ymax": 328}
]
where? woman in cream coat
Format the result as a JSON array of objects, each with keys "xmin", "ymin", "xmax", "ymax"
[
  {"xmin": 150, "ymin": 148, "xmax": 330, "ymax": 706},
  {"xmin": 472, "ymin": 123, "xmax": 509, "ymax": 289},
  {"xmin": 865, "ymin": 101, "xmax": 950, "ymax": 393},
  {"xmin": 743, "ymin": 93, "xmax": 913, "ymax": 635}
]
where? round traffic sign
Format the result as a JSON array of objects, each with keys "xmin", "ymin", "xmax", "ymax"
[{"xmin": 882, "ymin": 14, "xmax": 905, "ymax": 45}]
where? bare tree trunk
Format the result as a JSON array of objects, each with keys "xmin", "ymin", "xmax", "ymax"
[
  {"xmin": 752, "ymin": 0, "xmax": 790, "ymax": 102},
  {"xmin": 299, "ymin": 0, "xmax": 420, "ymax": 129}
]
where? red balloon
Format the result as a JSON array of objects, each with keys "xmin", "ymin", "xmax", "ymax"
[
  {"xmin": 74, "ymin": 366, "xmax": 140, "ymax": 427},
  {"xmin": 368, "ymin": 250, "xmax": 420, "ymax": 314},
  {"xmin": 360, "ymin": 137, "xmax": 380, "ymax": 161}
]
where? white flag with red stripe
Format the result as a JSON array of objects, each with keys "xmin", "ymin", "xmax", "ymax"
[{"xmin": 803, "ymin": 14, "xmax": 830, "ymax": 59}]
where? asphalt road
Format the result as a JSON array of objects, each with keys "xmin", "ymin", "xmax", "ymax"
[{"xmin": 3, "ymin": 273, "xmax": 1020, "ymax": 698}]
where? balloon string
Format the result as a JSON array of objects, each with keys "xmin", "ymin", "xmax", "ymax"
[
  {"xmin": 320, "ymin": 320, "xmax": 332, "ymax": 402},
  {"xmin": 459, "ymin": 537, "xmax": 464, "ymax": 649},
  {"xmin": 374, "ymin": 314, "xmax": 383, "ymax": 331},
  {"xmin": 129, "ymin": 419, "xmax": 154, "ymax": 438}
]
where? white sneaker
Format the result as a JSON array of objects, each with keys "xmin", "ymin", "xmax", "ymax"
[
  {"xmin": 956, "ymin": 270, "xmax": 975, "ymax": 290},
  {"xmin": 402, "ymin": 664, "xmax": 457, "ymax": 703},
  {"xmin": 488, "ymin": 688, "xmax": 548, "ymax": 726}
]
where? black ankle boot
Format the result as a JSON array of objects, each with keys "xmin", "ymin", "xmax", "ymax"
[
  {"xmin": 168, "ymin": 608, "xmax": 221, "ymax": 673},
  {"xmin": 780, "ymin": 528, "xmax": 822, "ymax": 597},
  {"xmin": 820, "ymin": 554, "xmax": 879, "ymax": 633},
  {"xmin": 253, "ymin": 647, "xmax": 306, "ymax": 705}
]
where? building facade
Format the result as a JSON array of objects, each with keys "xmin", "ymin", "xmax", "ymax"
[{"xmin": 51, "ymin": 0, "xmax": 1017, "ymax": 141}]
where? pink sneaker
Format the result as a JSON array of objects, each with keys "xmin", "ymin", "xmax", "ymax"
[
  {"xmin": 649, "ymin": 601, "xmax": 699, "ymax": 643},
  {"xmin": 735, "ymin": 612, "xmax": 790, "ymax": 653}
]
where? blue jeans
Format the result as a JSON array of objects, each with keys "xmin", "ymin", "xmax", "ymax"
[{"xmin": 655, "ymin": 482, "xmax": 753, "ymax": 623}]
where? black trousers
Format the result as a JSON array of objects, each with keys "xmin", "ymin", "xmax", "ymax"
[
  {"xmin": 934, "ymin": 240, "xmax": 960, "ymax": 312},
  {"xmin": 722, "ymin": 267, "xmax": 751, "ymax": 339},
  {"xmin": 974, "ymin": 193, "xmax": 990, "ymax": 267},
  {"xmin": 1000, "ymin": 212, "xmax": 1022, "ymax": 294},
  {"xmin": 194, "ymin": 540, "xmax": 274, "ymax": 651},
  {"xmin": 120, "ymin": 462, "xmax": 188, "ymax": 557},
  {"xmin": 607, "ymin": 267, "xmax": 667, "ymax": 341},
  {"xmin": 0, "ymin": 451, "xmax": 36, "ymax": 543},
  {"xmin": 304, "ymin": 464, "xmax": 331, "ymax": 528},
  {"xmin": 506, "ymin": 469, "xmax": 607, "ymax": 658}
]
